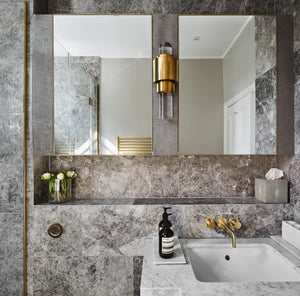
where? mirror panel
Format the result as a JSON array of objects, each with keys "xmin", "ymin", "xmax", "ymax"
[
  {"xmin": 179, "ymin": 15, "xmax": 277, "ymax": 155},
  {"xmin": 53, "ymin": 15, "xmax": 152, "ymax": 155}
]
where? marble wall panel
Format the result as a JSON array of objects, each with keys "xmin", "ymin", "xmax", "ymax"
[
  {"xmin": 47, "ymin": 0, "xmax": 276, "ymax": 15},
  {"xmin": 0, "ymin": 3, "xmax": 25, "ymax": 295},
  {"xmin": 30, "ymin": 255, "xmax": 132, "ymax": 296},
  {"xmin": 255, "ymin": 67, "xmax": 277, "ymax": 154},
  {"xmin": 0, "ymin": 4, "xmax": 24, "ymax": 156},
  {"xmin": 32, "ymin": 14, "xmax": 53, "ymax": 155},
  {"xmin": 255, "ymin": 16, "xmax": 276, "ymax": 78},
  {"xmin": 44, "ymin": 155, "xmax": 281, "ymax": 200},
  {"xmin": 0, "ymin": 259, "xmax": 23, "ymax": 296},
  {"xmin": 0, "ymin": 156, "xmax": 24, "ymax": 212},
  {"xmin": 294, "ymin": 0, "xmax": 300, "ymax": 158},
  {"xmin": 0, "ymin": 212, "xmax": 23, "ymax": 260}
]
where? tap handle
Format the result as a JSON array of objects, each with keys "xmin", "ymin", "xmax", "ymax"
[
  {"xmin": 205, "ymin": 218, "xmax": 215, "ymax": 229},
  {"xmin": 230, "ymin": 217, "xmax": 242, "ymax": 229},
  {"xmin": 217, "ymin": 218, "xmax": 227, "ymax": 228}
]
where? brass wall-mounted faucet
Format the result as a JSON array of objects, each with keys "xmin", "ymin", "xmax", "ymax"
[{"xmin": 205, "ymin": 217, "xmax": 242, "ymax": 248}]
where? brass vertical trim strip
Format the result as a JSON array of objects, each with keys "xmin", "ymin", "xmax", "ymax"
[
  {"xmin": 177, "ymin": 14, "xmax": 180, "ymax": 155},
  {"xmin": 275, "ymin": 15, "xmax": 278, "ymax": 155},
  {"xmin": 96, "ymin": 84, "xmax": 100, "ymax": 155},
  {"xmin": 52, "ymin": 15, "xmax": 55, "ymax": 155},
  {"xmin": 23, "ymin": 1, "xmax": 28, "ymax": 295}
]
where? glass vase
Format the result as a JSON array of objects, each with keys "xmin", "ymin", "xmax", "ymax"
[{"xmin": 49, "ymin": 179, "xmax": 71, "ymax": 203}]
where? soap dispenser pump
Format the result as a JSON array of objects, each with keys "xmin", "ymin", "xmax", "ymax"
[
  {"xmin": 158, "ymin": 207, "xmax": 172, "ymax": 235},
  {"xmin": 159, "ymin": 210, "xmax": 174, "ymax": 259}
]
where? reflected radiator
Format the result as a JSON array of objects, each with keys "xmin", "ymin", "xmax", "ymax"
[
  {"xmin": 117, "ymin": 137, "xmax": 153, "ymax": 155},
  {"xmin": 55, "ymin": 139, "xmax": 76, "ymax": 155}
]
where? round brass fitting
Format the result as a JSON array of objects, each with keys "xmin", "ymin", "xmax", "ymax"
[
  {"xmin": 217, "ymin": 218, "xmax": 228, "ymax": 228},
  {"xmin": 205, "ymin": 217, "xmax": 215, "ymax": 229},
  {"xmin": 47, "ymin": 223, "xmax": 63, "ymax": 238},
  {"xmin": 230, "ymin": 217, "xmax": 242, "ymax": 229}
]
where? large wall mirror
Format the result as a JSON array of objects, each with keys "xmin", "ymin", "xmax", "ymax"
[
  {"xmin": 53, "ymin": 15, "xmax": 152, "ymax": 155},
  {"xmin": 179, "ymin": 15, "xmax": 277, "ymax": 155}
]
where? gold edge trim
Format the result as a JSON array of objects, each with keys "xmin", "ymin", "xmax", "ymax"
[
  {"xmin": 151, "ymin": 14, "xmax": 154, "ymax": 155},
  {"xmin": 52, "ymin": 15, "xmax": 55, "ymax": 155},
  {"xmin": 177, "ymin": 14, "xmax": 180, "ymax": 155},
  {"xmin": 276, "ymin": 15, "xmax": 278, "ymax": 155},
  {"xmin": 96, "ymin": 85, "xmax": 100, "ymax": 154},
  {"xmin": 23, "ymin": 2, "xmax": 28, "ymax": 295}
]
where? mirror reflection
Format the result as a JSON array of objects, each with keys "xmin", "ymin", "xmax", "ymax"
[
  {"xmin": 179, "ymin": 15, "xmax": 277, "ymax": 155},
  {"xmin": 54, "ymin": 15, "xmax": 152, "ymax": 155}
]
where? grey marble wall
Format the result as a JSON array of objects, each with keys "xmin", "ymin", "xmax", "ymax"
[
  {"xmin": 27, "ymin": 202, "xmax": 293, "ymax": 295},
  {"xmin": 255, "ymin": 67, "xmax": 277, "ymax": 154},
  {"xmin": 0, "ymin": 3, "xmax": 25, "ymax": 295},
  {"xmin": 26, "ymin": 1, "xmax": 300, "ymax": 296},
  {"xmin": 36, "ymin": 155, "xmax": 290, "ymax": 200},
  {"xmin": 255, "ymin": 16, "xmax": 277, "ymax": 154}
]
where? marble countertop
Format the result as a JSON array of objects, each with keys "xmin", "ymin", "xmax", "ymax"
[{"xmin": 141, "ymin": 237, "xmax": 300, "ymax": 296}]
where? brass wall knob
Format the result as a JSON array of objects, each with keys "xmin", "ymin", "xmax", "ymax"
[
  {"xmin": 47, "ymin": 223, "xmax": 63, "ymax": 238},
  {"xmin": 230, "ymin": 217, "xmax": 242, "ymax": 229},
  {"xmin": 217, "ymin": 218, "xmax": 228, "ymax": 228},
  {"xmin": 205, "ymin": 218, "xmax": 215, "ymax": 229}
]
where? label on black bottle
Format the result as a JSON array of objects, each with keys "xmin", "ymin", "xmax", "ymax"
[{"xmin": 162, "ymin": 237, "xmax": 174, "ymax": 254}]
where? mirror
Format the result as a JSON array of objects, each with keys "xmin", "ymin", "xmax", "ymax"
[
  {"xmin": 179, "ymin": 15, "xmax": 277, "ymax": 155},
  {"xmin": 53, "ymin": 15, "xmax": 152, "ymax": 155}
]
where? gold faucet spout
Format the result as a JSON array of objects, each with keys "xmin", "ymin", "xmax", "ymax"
[
  {"xmin": 222, "ymin": 223, "xmax": 236, "ymax": 248},
  {"xmin": 217, "ymin": 218, "xmax": 237, "ymax": 248}
]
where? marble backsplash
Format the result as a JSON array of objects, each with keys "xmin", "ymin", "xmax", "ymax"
[
  {"xmin": 28, "ymin": 202, "xmax": 293, "ymax": 295},
  {"xmin": 34, "ymin": 154, "xmax": 297, "ymax": 202}
]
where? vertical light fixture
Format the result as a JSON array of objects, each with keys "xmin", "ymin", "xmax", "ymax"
[{"xmin": 153, "ymin": 42, "xmax": 178, "ymax": 120}]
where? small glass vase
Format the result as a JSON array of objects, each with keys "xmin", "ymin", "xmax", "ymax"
[{"xmin": 49, "ymin": 179, "xmax": 71, "ymax": 203}]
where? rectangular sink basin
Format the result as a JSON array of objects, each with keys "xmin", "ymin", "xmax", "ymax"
[{"xmin": 185, "ymin": 243, "xmax": 300, "ymax": 282}]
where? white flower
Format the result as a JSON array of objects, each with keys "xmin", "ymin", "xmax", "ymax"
[
  {"xmin": 57, "ymin": 173, "xmax": 65, "ymax": 180},
  {"xmin": 41, "ymin": 173, "xmax": 51, "ymax": 180},
  {"xmin": 66, "ymin": 171, "xmax": 77, "ymax": 179}
]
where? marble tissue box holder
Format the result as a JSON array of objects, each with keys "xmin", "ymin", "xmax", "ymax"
[
  {"xmin": 255, "ymin": 178, "xmax": 288, "ymax": 203},
  {"xmin": 282, "ymin": 221, "xmax": 300, "ymax": 250}
]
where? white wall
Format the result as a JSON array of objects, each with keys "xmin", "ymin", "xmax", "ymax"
[
  {"xmin": 179, "ymin": 59, "xmax": 224, "ymax": 154},
  {"xmin": 100, "ymin": 58, "xmax": 152, "ymax": 154},
  {"xmin": 223, "ymin": 17, "xmax": 255, "ymax": 102}
]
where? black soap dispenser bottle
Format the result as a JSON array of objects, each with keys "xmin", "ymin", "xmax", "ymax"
[
  {"xmin": 158, "ymin": 207, "xmax": 172, "ymax": 235},
  {"xmin": 159, "ymin": 211, "xmax": 174, "ymax": 259}
]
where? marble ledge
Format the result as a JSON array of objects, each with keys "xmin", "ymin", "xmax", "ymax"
[{"xmin": 33, "ymin": 197, "xmax": 284, "ymax": 206}]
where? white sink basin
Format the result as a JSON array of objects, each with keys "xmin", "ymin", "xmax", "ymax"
[{"xmin": 185, "ymin": 243, "xmax": 300, "ymax": 282}]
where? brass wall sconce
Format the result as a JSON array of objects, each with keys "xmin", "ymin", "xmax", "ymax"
[{"xmin": 153, "ymin": 42, "xmax": 178, "ymax": 120}]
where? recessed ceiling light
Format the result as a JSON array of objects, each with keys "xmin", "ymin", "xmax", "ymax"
[{"xmin": 194, "ymin": 36, "xmax": 200, "ymax": 41}]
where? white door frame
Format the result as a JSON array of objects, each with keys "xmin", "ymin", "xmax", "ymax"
[{"xmin": 224, "ymin": 83, "xmax": 256, "ymax": 154}]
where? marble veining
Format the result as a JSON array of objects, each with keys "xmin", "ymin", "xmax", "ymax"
[
  {"xmin": 255, "ymin": 67, "xmax": 277, "ymax": 154},
  {"xmin": 0, "ymin": 3, "xmax": 25, "ymax": 295},
  {"xmin": 37, "ymin": 155, "xmax": 291, "ymax": 200},
  {"xmin": 255, "ymin": 15, "xmax": 277, "ymax": 78}
]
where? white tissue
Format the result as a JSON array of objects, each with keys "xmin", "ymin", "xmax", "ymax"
[{"xmin": 265, "ymin": 168, "xmax": 284, "ymax": 180}]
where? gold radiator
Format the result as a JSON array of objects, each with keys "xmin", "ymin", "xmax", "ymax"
[{"xmin": 117, "ymin": 137, "xmax": 153, "ymax": 155}]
